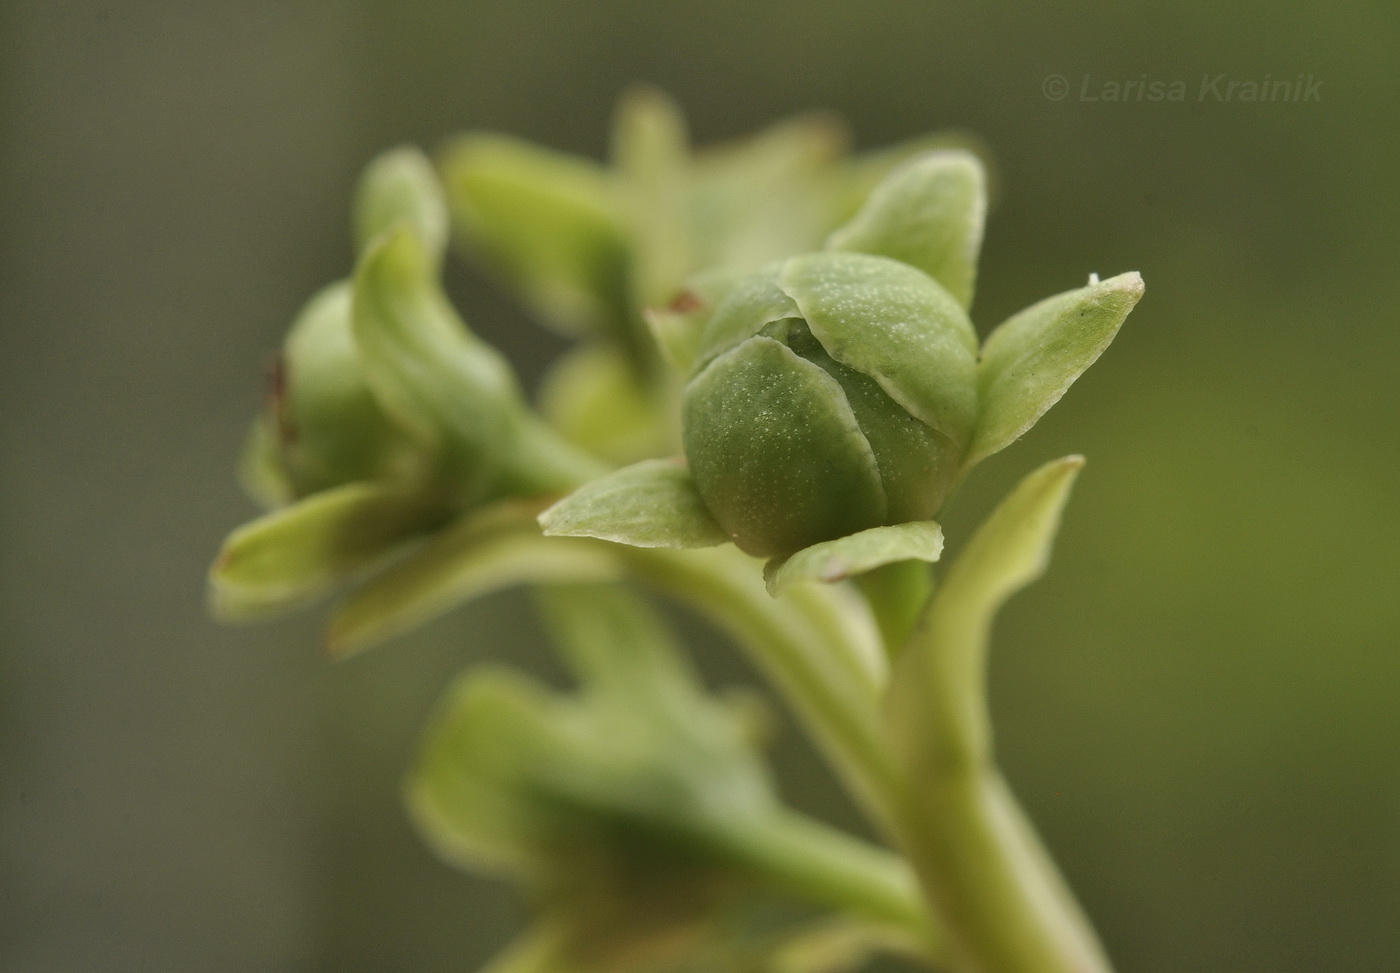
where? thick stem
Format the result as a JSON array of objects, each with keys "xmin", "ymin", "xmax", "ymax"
[
  {"xmin": 890, "ymin": 768, "xmax": 1110, "ymax": 973},
  {"xmin": 882, "ymin": 458, "xmax": 1113, "ymax": 973}
]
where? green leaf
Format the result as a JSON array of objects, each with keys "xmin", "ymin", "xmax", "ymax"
[
  {"xmin": 689, "ymin": 111, "xmax": 849, "ymax": 273},
  {"xmin": 440, "ymin": 133, "xmax": 629, "ymax": 338},
  {"xmin": 353, "ymin": 145, "xmax": 449, "ymax": 261},
  {"xmin": 781, "ymin": 253, "xmax": 978, "ymax": 448},
  {"xmin": 611, "ymin": 85, "xmax": 694, "ymax": 310},
  {"xmin": 970, "ymin": 271, "xmax": 1144, "ymax": 467},
  {"xmin": 351, "ymin": 227, "xmax": 521, "ymax": 502},
  {"xmin": 886, "ymin": 456, "xmax": 1084, "ymax": 765},
  {"xmin": 826, "ymin": 151, "xmax": 986, "ymax": 310},
  {"xmin": 327, "ymin": 503, "xmax": 622, "ymax": 659},
  {"xmin": 538, "ymin": 459, "xmax": 728, "ymax": 549},
  {"xmin": 683, "ymin": 337, "xmax": 888, "ymax": 558},
  {"xmin": 880, "ymin": 458, "xmax": 1108, "ymax": 973},
  {"xmin": 209, "ymin": 481, "xmax": 440, "ymax": 622},
  {"xmin": 764, "ymin": 522, "xmax": 944, "ymax": 596}
]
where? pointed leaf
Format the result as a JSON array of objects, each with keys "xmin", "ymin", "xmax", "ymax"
[
  {"xmin": 611, "ymin": 85, "xmax": 693, "ymax": 309},
  {"xmin": 690, "ymin": 111, "xmax": 849, "ymax": 272},
  {"xmin": 440, "ymin": 133, "xmax": 629, "ymax": 338},
  {"xmin": 538, "ymin": 458, "xmax": 727, "ymax": 549},
  {"xmin": 765, "ymin": 522, "xmax": 944, "ymax": 596},
  {"xmin": 327, "ymin": 504, "xmax": 621, "ymax": 658},
  {"xmin": 210, "ymin": 481, "xmax": 439, "ymax": 621},
  {"xmin": 970, "ymin": 272, "xmax": 1144, "ymax": 466},
  {"xmin": 827, "ymin": 150, "xmax": 986, "ymax": 309},
  {"xmin": 352, "ymin": 227, "xmax": 521, "ymax": 501},
  {"xmin": 887, "ymin": 456, "xmax": 1084, "ymax": 765},
  {"xmin": 353, "ymin": 145, "xmax": 449, "ymax": 260}
]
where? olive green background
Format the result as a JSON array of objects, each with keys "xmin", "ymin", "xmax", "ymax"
[{"xmin": 2, "ymin": 1, "xmax": 1396, "ymax": 970}]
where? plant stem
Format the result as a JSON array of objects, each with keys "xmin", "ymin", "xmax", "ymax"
[
  {"xmin": 856, "ymin": 559, "xmax": 934, "ymax": 660},
  {"xmin": 627, "ymin": 546, "xmax": 900, "ymax": 829},
  {"xmin": 888, "ymin": 769, "xmax": 1110, "ymax": 973},
  {"xmin": 725, "ymin": 809, "xmax": 947, "ymax": 961}
]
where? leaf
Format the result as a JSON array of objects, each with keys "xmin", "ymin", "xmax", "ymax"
[
  {"xmin": 440, "ymin": 133, "xmax": 629, "ymax": 338},
  {"xmin": 353, "ymin": 145, "xmax": 449, "ymax": 260},
  {"xmin": 538, "ymin": 459, "xmax": 728, "ymax": 549},
  {"xmin": 327, "ymin": 504, "xmax": 622, "ymax": 658},
  {"xmin": 611, "ymin": 85, "xmax": 694, "ymax": 310},
  {"xmin": 886, "ymin": 456, "xmax": 1084, "ymax": 765},
  {"xmin": 351, "ymin": 227, "xmax": 521, "ymax": 501},
  {"xmin": 970, "ymin": 271, "xmax": 1144, "ymax": 467},
  {"xmin": 781, "ymin": 252, "xmax": 978, "ymax": 448},
  {"xmin": 689, "ymin": 111, "xmax": 849, "ymax": 273},
  {"xmin": 764, "ymin": 522, "xmax": 944, "ymax": 596},
  {"xmin": 826, "ymin": 150, "xmax": 986, "ymax": 310},
  {"xmin": 209, "ymin": 481, "xmax": 439, "ymax": 621}
]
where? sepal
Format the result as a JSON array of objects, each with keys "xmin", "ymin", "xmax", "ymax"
[
  {"xmin": 538, "ymin": 459, "xmax": 728, "ymax": 550},
  {"xmin": 764, "ymin": 522, "xmax": 944, "ymax": 597},
  {"xmin": 970, "ymin": 272, "xmax": 1144, "ymax": 467}
]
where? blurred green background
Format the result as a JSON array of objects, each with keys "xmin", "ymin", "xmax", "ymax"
[{"xmin": 2, "ymin": 1, "xmax": 1397, "ymax": 970}]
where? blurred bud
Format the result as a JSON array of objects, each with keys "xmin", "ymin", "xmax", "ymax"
[
  {"xmin": 213, "ymin": 147, "xmax": 606, "ymax": 631},
  {"xmin": 411, "ymin": 585, "xmax": 928, "ymax": 969},
  {"xmin": 259, "ymin": 281, "xmax": 418, "ymax": 500},
  {"xmin": 408, "ymin": 584, "xmax": 784, "ymax": 968},
  {"xmin": 682, "ymin": 253, "xmax": 977, "ymax": 558}
]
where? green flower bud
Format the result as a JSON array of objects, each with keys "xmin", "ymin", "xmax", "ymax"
[
  {"xmin": 681, "ymin": 253, "xmax": 977, "ymax": 558},
  {"xmin": 262, "ymin": 280, "xmax": 418, "ymax": 500}
]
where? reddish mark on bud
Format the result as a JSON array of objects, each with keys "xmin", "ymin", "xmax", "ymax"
[
  {"xmin": 667, "ymin": 290, "xmax": 704, "ymax": 313},
  {"xmin": 269, "ymin": 357, "xmax": 298, "ymax": 445}
]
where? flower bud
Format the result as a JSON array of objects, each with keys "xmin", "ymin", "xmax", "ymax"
[
  {"xmin": 261, "ymin": 280, "xmax": 418, "ymax": 500},
  {"xmin": 681, "ymin": 253, "xmax": 977, "ymax": 558}
]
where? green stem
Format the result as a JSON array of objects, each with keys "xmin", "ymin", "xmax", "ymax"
[
  {"xmin": 626, "ymin": 546, "xmax": 900, "ymax": 830},
  {"xmin": 889, "ymin": 769, "xmax": 1110, "ymax": 973},
  {"xmin": 882, "ymin": 457, "xmax": 1113, "ymax": 973},
  {"xmin": 504, "ymin": 411, "xmax": 611, "ymax": 497},
  {"xmin": 856, "ymin": 559, "xmax": 934, "ymax": 660},
  {"xmin": 725, "ymin": 809, "xmax": 946, "ymax": 960}
]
